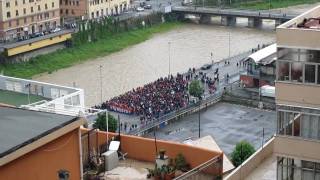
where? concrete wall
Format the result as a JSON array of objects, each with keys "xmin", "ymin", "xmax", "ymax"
[
  {"xmin": 275, "ymin": 81, "xmax": 320, "ymax": 108},
  {"xmin": 273, "ymin": 135, "xmax": 320, "ymax": 163},
  {"xmin": 224, "ymin": 137, "xmax": 274, "ymax": 180},
  {"xmin": 0, "ymin": 129, "xmax": 82, "ymax": 180}
]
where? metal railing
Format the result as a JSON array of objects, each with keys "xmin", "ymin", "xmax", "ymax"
[
  {"xmin": 129, "ymin": 92, "xmax": 223, "ymax": 135},
  {"xmin": 174, "ymin": 155, "xmax": 222, "ymax": 180}
]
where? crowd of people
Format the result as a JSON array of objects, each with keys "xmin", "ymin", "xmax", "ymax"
[{"xmin": 96, "ymin": 73, "xmax": 190, "ymax": 120}]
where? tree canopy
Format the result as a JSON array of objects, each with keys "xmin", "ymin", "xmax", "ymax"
[
  {"xmin": 231, "ymin": 141, "xmax": 255, "ymax": 167},
  {"xmin": 189, "ymin": 80, "xmax": 204, "ymax": 99},
  {"xmin": 93, "ymin": 113, "xmax": 117, "ymax": 132}
]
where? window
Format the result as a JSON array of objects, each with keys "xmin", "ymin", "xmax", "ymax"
[
  {"xmin": 52, "ymin": 2, "xmax": 55, "ymax": 7},
  {"xmin": 16, "ymin": 19, "xmax": 19, "ymax": 26},
  {"xmin": 23, "ymin": 0, "xmax": 26, "ymax": 4},
  {"xmin": 38, "ymin": 5, "xmax": 41, "ymax": 11},
  {"xmin": 15, "ymin": 1, "xmax": 18, "ymax": 6},
  {"xmin": 31, "ymin": 7, "xmax": 34, "ymax": 13},
  {"xmin": 291, "ymin": 62, "xmax": 303, "ymax": 82},
  {"xmin": 65, "ymin": 9, "xmax": 69, "ymax": 15},
  {"xmin": 7, "ymin": 12, "xmax": 11, "ymax": 18},
  {"xmin": 23, "ymin": 8, "xmax": 26, "ymax": 15},
  {"xmin": 278, "ymin": 61, "xmax": 290, "ymax": 81},
  {"xmin": 52, "ymin": 11, "xmax": 55, "ymax": 17},
  {"xmin": 305, "ymin": 64, "xmax": 316, "ymax": 83},
  {"xmin": 76, "ymin": 1, "xmax": 79, "ymax": 6},
  {"xmin": 45, "ymin": 4, "xmax": 48, "ymax": 9},
  {"xmin": 24, "ymin": 18, "xmax": 27, "ymax": 23},
  {"xmin": 8, "ymin": 21, "xmax": 12, "ymax": 27},
  {"xmin": 29, "ymin": 0, "xmax": 34, "ymax": 2},
  {"xmin": 6, "ymin": 2, "xmax": 10, "ymax": 7},
  {"xmin": 31, "ymin": 16, "xmax": 34, "ymax": 22},
  {"xmin": 16, "ymin": 10, "xmax": 19, "ymax": 16}
]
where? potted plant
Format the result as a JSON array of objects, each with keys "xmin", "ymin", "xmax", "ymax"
[
  {"xmin": 174, "ymin": 153, "xmax": 190, "ymax": 175},
  {"xmin": 159, "ymin": 149, "xmax": 166, "ymax": 160},
  {"xmin": 146, "ymin": 168, "xmax": 154, "ymax": 179},
  {"xmin": 164, "ymin": 165, "xmax": 175, "ymax": 180},
  {"xmin": 153, "ymin": 166, "xmax": 161, "ymax": 180}
]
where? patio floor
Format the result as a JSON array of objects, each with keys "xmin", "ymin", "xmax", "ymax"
[{"xmin": 103, "ymin": 159, "xmax": 154, "ymax": 180}]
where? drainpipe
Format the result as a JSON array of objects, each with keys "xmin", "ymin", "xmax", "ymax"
[{"xmin": 78, "ymin": 128, "xmax": 84, "ymax": 180}]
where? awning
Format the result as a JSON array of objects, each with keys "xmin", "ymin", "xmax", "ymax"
[{"xmin": 248, "ymin": 43, "xmax": 277, "ymax": 65}]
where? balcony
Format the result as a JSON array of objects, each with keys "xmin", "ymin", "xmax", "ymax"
[
  {"xmin": 80, "ymin": 128, "xmax": 223, "ymax": 179},
  {"xmin": 225, "ymin": 135, "xmax": 320, "ymax": 180},
  {"xmin": 277, "ymin": 6, "xmax": 320, "ymax": 50}
]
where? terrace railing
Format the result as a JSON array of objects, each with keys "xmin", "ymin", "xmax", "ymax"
[{"xmin": 174, "ymin": 155, "xmax": 223, "ymax": 180}]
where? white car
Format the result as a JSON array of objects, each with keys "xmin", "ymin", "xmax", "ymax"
[
  {"xmin": 51, "ymin": 27, "xmax": 61, "ymax": 33},
  {"xmin": 136, "ymin": 7, "xmax": 144, "ymax": 12}
]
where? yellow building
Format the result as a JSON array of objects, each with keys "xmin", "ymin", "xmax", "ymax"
[{"xmin": 0, "ymin": 0, "xmax": 60, "ymax": 42}]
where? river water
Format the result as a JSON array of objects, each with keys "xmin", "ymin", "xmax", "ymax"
[{"xmin": 35, "ymin": 20, "xmax": 275, "ymax": 106}]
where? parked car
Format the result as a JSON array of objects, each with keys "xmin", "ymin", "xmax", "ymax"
[
  {"xmin": 200, "ymin": 64, "xmax": 212, "ymax": 70},
  {"xmin": 30, "ymin": 32, "xmax": 44, "ymax": 38},
  {"xmin": 51, "ymin": 27, "xmax": 61, "ymax": 33},
  {"xmin": 144, "ymin": 4, "xmax": 152, "ymax": 9},
  {"xmin": 136, "ymin": 7, "xmax": 144, "ymax": 12}
]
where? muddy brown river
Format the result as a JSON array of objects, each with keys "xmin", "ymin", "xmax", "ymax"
[{"xmin": 35, "ymin": 22, "xmax": 275, "ymax": 106}]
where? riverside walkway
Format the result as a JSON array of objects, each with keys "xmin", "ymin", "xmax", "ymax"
[{"xmin": 126, "ymin": 50, "xmax": 252, "ymax": 136}]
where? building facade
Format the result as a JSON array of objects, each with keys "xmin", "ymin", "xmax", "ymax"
[
  {"xmin": 60, "ymin": 0, "xmax": 130, "ymax": 24},
  {"xmin": 275, "ymin": 5, "xmax": 320, "ymax": 180},
  {"xmin": 0, "ymin": 0, "xmax": 60, "ymax": 42},
  {"xmin": 224, "ymin": 5, "xmax": 320, "ymax": 180}
]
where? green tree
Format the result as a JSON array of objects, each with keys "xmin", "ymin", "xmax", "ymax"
[
  {"xmin": 189, "ymin": 80, "xmax": 204, "ymax": 99},
  {"xmin": 231, "ymin": 141, "xmax": 255, "ymax": 167},
  {"xmin": 93, "ymin": 113, "xmax": 117, "ymax": 132}
]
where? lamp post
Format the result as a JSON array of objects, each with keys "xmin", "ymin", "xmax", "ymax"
[
  {"xmin": 168, "ymin": 42, "xmax": 171, "ymax": 76},
  {"xmin": 228, "ymin": 31, "xmax": 231, "ymax": 58},
  {"xmin": 211, "ymin": 52, "xmax": 213, "ymax": 66},
  {"xmin": 99, "ymin": 65, "xmax": 103, "ymax": 104}
]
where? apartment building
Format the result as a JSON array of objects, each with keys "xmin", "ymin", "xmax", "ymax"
[
  {"xmin": 225, "ymin": 5, "xmax": 320, "ymax": 180},
  {"xmin": 60, "ymin": 0, "xmax": 130, "ymax": 23},
  {"xmin": 275, "ymin": 5, "xmax": 320, "ymax": 179},
  {"xmin": 0, "ymin": 0, "xmax": 60, "ymax": 42}
]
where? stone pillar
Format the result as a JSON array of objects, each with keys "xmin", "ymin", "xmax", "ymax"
[
  {"xmin": 221, "ymin": 16, "xmax": 228, "ymax": 26},
  {"xmin": 228, "ymin": 16, "xmax": 236, "ymax": 26},
  {"xmin": 199, "ymin": 14, "xmax": 211, "ymax": 24},
  {"xmin": 248, "ymin": 17, "xmax": 262, "ymax": 28}
]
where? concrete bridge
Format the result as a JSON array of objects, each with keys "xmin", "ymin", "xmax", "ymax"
[{"xmin": 172, "ymin": 6, "xmax": 298, "ymax": 27}]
